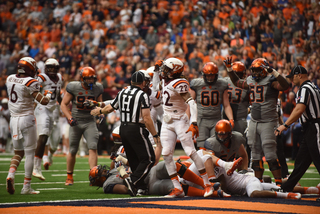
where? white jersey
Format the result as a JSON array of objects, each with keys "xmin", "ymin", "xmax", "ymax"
[
  {"xmin": 6, "ymin": 74, "xmax": 40, "ymax": 117},
  {"xmin": 149, "ymin": 85, "xmax": 162, "ymax": 108},
  {"xmin": 38, "ymin": 73, "xmax": 63, "ymax": 111},
  {"xmin": 162, "ymin": 78, "xmax": 189, "ymax": 118}
]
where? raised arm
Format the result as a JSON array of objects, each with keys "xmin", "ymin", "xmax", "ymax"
[
  {"xmin": 223, "ymin": 57, "xmax": 249, "ymax": 90},
  {"xmin": 261, "ymin": 65, "xmax": 290, "ymax": 91}
]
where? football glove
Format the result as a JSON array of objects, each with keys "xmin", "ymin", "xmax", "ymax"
[
  {"xmin": 186, "ymin": 122, "xmax": 199, "ymax": 139},
  {"xmin": 44, "ymin": 90, "xmax": 52, "ymax": 99},
  {"xmin": 110, "ymin": 152, "xmax": 118, "ymax": 161},
  {"xmin": 229, "ymin": 119, "xmax": 235, "ymax": 129},
  {"xmin": 84, "ymin": 100, "xmax": 99, "ymax": 108},
  {"xmin": 223, "ymin": 56, "xmax": 233, "ymax": 68},
  {"xmin": 261, "ymin": 64, "xmax": 274, "ymax": 73},
  {"xmin": 68, "ymin": 117, "xmax": 78, "ymax": 126},
  {"xmin": 154, "ymin": 60, "xmax": 163, "ymax": 70}
]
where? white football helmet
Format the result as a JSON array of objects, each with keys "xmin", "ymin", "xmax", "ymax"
[
  {"xmin": 17, "ymin": 57, "xmax": 38, "ymax": 78},
  {"xmin": 161, "ymin": 58, "xmax": 184, "ymax": 79},
  {"xmin": 45, "ymin": 58, "xmax": 60, "ymax": 77},
  {"xmin": 112, "ymin": 126, "xmax": 121, "ymax": 144}
]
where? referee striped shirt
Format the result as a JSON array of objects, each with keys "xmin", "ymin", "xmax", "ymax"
[
  {"xmin": 111, "ymin": 85, "xmax": 150, "ymax": 124},
  {"xmin": 296, "ymin": 80, "xmax": 320, "ymax": 124}
]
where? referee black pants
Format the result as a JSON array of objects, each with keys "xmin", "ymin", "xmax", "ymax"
[
  {"xmin": 120, "ymin": 124, "xmax": 155, "ymax": 190},
  {"xmin": 281, "ymin": 122, "xmax": 320, "ymax": 192}
]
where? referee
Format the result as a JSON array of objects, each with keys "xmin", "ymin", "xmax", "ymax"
[
  {"xmin": 91, "ymin": 71, "xmax": 160, "ymax": 196},
  {"xmin": 275, "ymin": 65, "xmax": 320, "ymax": 193}
]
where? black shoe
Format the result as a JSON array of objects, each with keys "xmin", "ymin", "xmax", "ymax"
[
  {"xmin": 136, "ymin": 188, "xmax": 148, "ymax": 196},
  {"xmin": 124, "ymin": 177, "xmax": 136, "ymax": 197}
]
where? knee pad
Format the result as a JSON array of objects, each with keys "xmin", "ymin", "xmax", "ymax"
[
  {"xmin": 161, "ymin": 146, "xmax": 174, "ymax": 156},
  {"xmin": 69, "ymin": 147, "xmax": 78, "ymax": 155},
  {"xmin": 267, "ymin": 159, "xmax": 281, "ymax": 171},
  {"xmin": 183, "ymin": 145, "xmax": 196, "ymax": 157},
  {"xmin": 175, "ymin": 159, "xmax": 188, "ymax": 177},
  {"xmin": 262, "ymin": 140, "xmax": 278, "ymax": 160},
  {"xmin": 252, "ymin": 160, "xmax": 264, "ymax": 172}
]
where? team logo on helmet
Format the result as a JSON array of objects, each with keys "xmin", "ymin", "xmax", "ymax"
[
  {"xmin": 232, "ymin": 61, "xmax": 246, "ymax": 79},
  {"xmin": 215, "ymin": 119, "xmax": 232, "ymax": 143},
  {"xmin": 80, "ymin": 67, "xmax": 97, "ymax": 90},
  {"xmin": 112, "ymin": 126, "xmax": 122, "ymax": 144},
  {"xmin": 89, "ymin": 165, "xmax": 110, "ymax": 187},
  {"xmin": 160, "ymin": 58, "xmax": 184, "ymax": 79},
  {"xmin": 202, "ymin": 62, "xmax": 219, "ymax": 85},
  {"xmin": 250, "ymin": 58, "xmax": 269, "ymax": 81},
  {"xmin": 17, "ymin": 57, "xmax": 38, "ymax": 78}
]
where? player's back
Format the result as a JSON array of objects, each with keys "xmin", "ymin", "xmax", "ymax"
[
  {"xmin": 162, "ymin": 78, "xmax": 188, "ymax": 118},
  {"xmin": 246, "ymin": 75, "xmax": 278, "ymax": 122},
  {"xmin": 6, "ymin": 74, "xmax": 39, "ymax": 117},
  {"xmin": 190, "ymin": 78, "xmax": 228, "ymax": 118}
]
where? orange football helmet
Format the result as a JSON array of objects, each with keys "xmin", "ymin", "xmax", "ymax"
[
  {"xmin": 232, "ymin": 61, "xmax": 246, "ymax": 79},
  {"xmin": 17, "ymin": 57, "xmax": 38, "ymax": 78},
  {"xmin": 161, "ymin": 58, "xmax": 184, "ymax": 79},
  {"xmin": 89, "ymin": 165, "xmax": 109, "ymax": 187},
  {"xmin": 202, "ymin": 62, "xmax": 219, "ymax": 84},
  {"xmin": 215, "ymin": 119, "xmax": 232, "ymax": 143},
  {"xmin": 80, "ymin": 67, "xmax": 97, "ymax": 89},
  {"xmin": 250, "ymin": 58, "xmax": 269, "ymax": 81}
]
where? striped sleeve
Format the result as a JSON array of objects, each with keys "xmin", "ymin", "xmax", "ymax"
[
  {"xmin": 141, "ymin": 92, "xmax": 150, "ymax": 109},
  {"xmin": 25, "ymin": 79, "xmax": 38, "ymax": 87},
  {"xmin": 38, "ymin": 74, "xmax": 46, "ymax": 82}
]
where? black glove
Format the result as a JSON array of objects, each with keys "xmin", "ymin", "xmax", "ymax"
[
  {"xmin": 68, "ymin": 118, "xmax": 78, "ymax": 126},
  {"xmin": 261, "ymin": 64, "xmax": 274, "ymax": 73}
]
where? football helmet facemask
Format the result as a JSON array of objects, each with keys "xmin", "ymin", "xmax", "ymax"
[
  {"xmin": 215, "ymin": 119, "xmax": 232, "ymax": 144},
  {"xmin": 45, "ymin": 58, "xmax": 60, "ymax": 79},
  {"xmin": 202, "ymin": 62, "xmax": 219, "ymax": 85},
  {"xmin": 232, "ymin": 61, "xmax": 246, "ymax": 79},
  {"xmin": 89, "ymin": 165, "xmax": 110, "ymax": 187},
  {"xmin": 160, "ymin": 58, "xmax": 184, "ymax": 79},
  {"xmin": 250, "ymin": 58, "xmax": 269, "ymax": 82},
  {"xmin": 17, "ymin": 57, "xmax": 38, "ymax": 78},
  {"xmin": 80, "ymin": 67, "xmax": 97, "ymax": 90}
]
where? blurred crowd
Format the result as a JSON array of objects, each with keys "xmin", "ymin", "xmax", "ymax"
[{"xmin": 0, "ymin": 0, "xmax": 319, "ymax": 154}]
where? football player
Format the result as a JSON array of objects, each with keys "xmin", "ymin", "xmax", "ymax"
[
  {"xmin": 152, "ymin": 58, "xmax": 242, "ymax": 198},
  {"xmin": 190, "ymin": 62, "xmax": 234, "ymax": 150},
  {"xmin": 188, "ymin": 150, "xmax": 302, "ymax": 200},
  {"xmin": 0, "ymin": 98, "xmax": 10, "ymax": 153},
  {"xmin": 33, "ymin": 58, "xmax": 63, "ymax": 181},
  {"xmin": 141, "ymin": 67, "xmax": 163, "ymax": 145},
  {"xmin": 222, "ymin": 62, "xmax": 250, "ymax": 136},
  {"xmin": 224, "ymin": 57, "xmax": 290, "ymax": 186},
  {"xmin": 204, "ymin": 119, "xmax": 249, "ymax": 172},
  {"xmin": 6, "ymin": 57, "xmax": 52, "ymax": 194},
  {"xmin": 61, "ymin": 67, "xmax": 104, "ymax": 186}
]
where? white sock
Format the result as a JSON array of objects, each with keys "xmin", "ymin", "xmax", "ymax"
[
  {"xmin": 43, "ymin": 155, "xmax": 49, "ymax": 163},
  {"xmin": 276, "ymin": 192, "xmax": 288, "ymax": 198},
  {"xmin": 172, "ymin": 178, "xmax": 182, "ymax": 190},
  {"xmin": 34, "ymin": 156, "xmax": 41, "ymax": 168},
  {"xmin": 217, "ymin": 159, "xmax": 226, "ymax": 168}
]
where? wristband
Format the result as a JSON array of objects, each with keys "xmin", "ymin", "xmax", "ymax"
[
  {"xmin": 97, "ymin": 102, "xmax": 101, "ymax": 107},
  {"xmin": 226, "ymin": 67, "xmax": 232, "ymax": 72},
  {"xmin": 100, "ymin": 109, "xmax": 102, "ymax": 114},
  {"xmin": 153, "ymin": 134, "xmax": 159, "ymax": 138},
  {"xmin": 271, "ymin": 70, "xmax": 280, "ymax": 78},
  {"xmin": 283, "ymin": 123, "xmax": 290, "ymax": 128}
]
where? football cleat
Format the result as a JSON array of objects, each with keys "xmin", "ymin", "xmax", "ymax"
[
  {"xmin": 224, "ymin": 157, "xmax": 243, "ymax": 176},
  {"xmin": 124, "ymin": 177, "xmax": 136, "ymax": 197},
  {"xmin": 286, "ymin": 193, "xmax": 301, "ymax": 200},
  {"xmin": 65, "ymin": 178, "xmax": 74, "ymax": 186},
  {"xmin": 164, "ymin": 188, "xmax": 185, "ymax": 198},
  {"xmin": 211, "ymin": 182, "xmax": 221, "ymax": 190},
  {"xmin": 6, "ymin": 176, "xmax": 15, "ymax": 194},
  {"xmin": 33, "ymin": 168, "xmax": 45, "ymax": 180},
  {"xmin": 43, "ymin": 162, "xmax": 50, "ymax": 170},
  {"xmin": 136, "ymin": 189, "xmax": 148, "ymax": 196},
  {"xmin": 204, "ymin": 184, "xmax": 214, "ymax": 197},
  {"xmin": 21, "ymin": 187, "xmax": 40, "ymax": 195}
]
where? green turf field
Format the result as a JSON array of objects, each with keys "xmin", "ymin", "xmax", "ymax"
[{"xmin": 0, "ymin": 152, "xmax": 319, "ymax": 204}]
